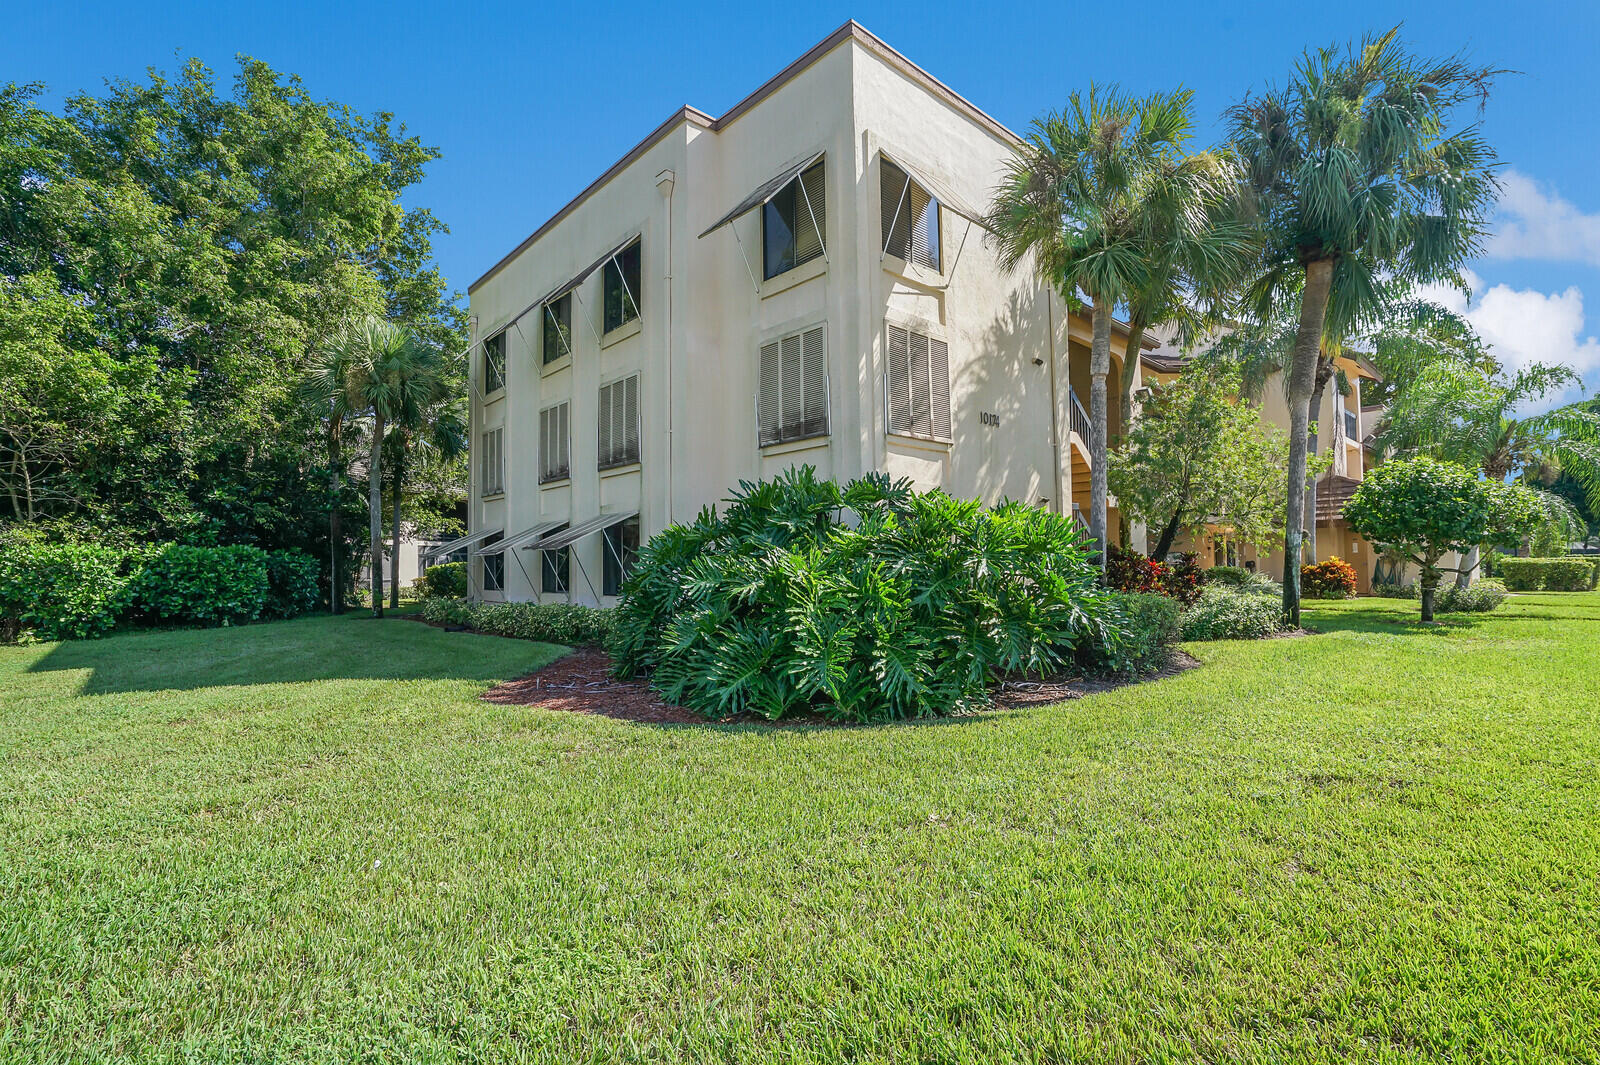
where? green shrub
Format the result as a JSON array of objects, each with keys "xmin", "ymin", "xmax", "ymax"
[
  {"xmin": 1300, "ymin": 557, "xmax": 1357, "ymax": 599},
  {"xmin": 1205, "ymin": 566, "xmax": 1250, "ymax": 586},
  {"xmin": 1500, "ymin": 557, "xmax": 1596, "ymax": 591},
  {"xmin": 1090, "ymin": 592, "xmax": 1180, "ymax": 674},
  {"xmin": 421, "ymin": 597, "xmax": 613, "ymax": 645},
  {"xmin": 419, "ymin": 562, "xmax": 467, "ymax": 598},
  {"xmin": 264, "ymin": 550, "xmax": 319, "ymax": 619},
  {"xmin": 1179, "ymin": 585, "xmax": 1289, "ymax": 641},
  {"xmin": 1371, "ymin": 581, "xmax": 1416, "ymax": 599},
  {"xmin": 0, "ymin": 543, "xmax": 137, "ymax": 642},
  {"xmin": 1434, "ymin": 581, "xmax": 1506, "ymax": 614},
  {"xmin": 609, "ymin": 467, "xmax": 1121, "ymax": 722},
  {"xmin": 129, "ymin": 545, "xmax": 269, "ymax": 627},
  {"xmin": 1565, "ymin": 556, "xmax": 1600, "ymax": 590}
]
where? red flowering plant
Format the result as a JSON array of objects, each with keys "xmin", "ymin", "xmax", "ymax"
[
  {"xmin": 1300, "ymin": 556, "xmax": 1357, "ymax": 599},
  {"xmin": 1158, "ymin": 551, "xmax": 1204, "ymax": 605},
  {"xmin": 1106, "ymin": 544, "xmax": 1166, "ymax": 594}
]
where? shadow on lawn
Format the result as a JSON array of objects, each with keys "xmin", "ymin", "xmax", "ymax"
[{"xmin": 23, "ymin": 614, "xmax": 552, "ymax": 695}]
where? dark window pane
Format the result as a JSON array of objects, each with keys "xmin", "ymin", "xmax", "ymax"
[
  {"xmin": 763, "ymin": 161, "xmax": 824, "ymax": 280},
  {"xmin": 603, "ymin": 240, "xmax": 641, "ymax": 333},
  {"xmin": 483, "ymin": 331, "xmax": 506, "ymax": 392},
  {"xmin": 542, "ymin": 295, "xmax": 571, "ymax": 364},
  {"xmin": 541, "ymin": 545, "xmax": 569, "ymax": 594},
  {"xmin": 481, "ymin": 534, "xmax": 504, "ymax": 592},
  {"xmin": 603, "ymin": 519, "xmax": 640, "ymax": 597}
]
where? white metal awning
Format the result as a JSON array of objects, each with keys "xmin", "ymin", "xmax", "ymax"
[
  {"xmin": 529, "ymin": 511, "xmax": 638, "ymax": 552},
  {"xmin": 474, "ymin": 520, "xmax": 563, "ymax": 557},
  {"xmin": 538, "ymin": 234, "xmax": 640, "ymax": 305},
  {"xmin": 422, "ymin": 526, "xmax": 502, "ymax": 562},
  {"xmin": 698, "ymin": 151, "xmax": 825, "ymax": 238},
  {"xmin": 879, "ymin": 149, "xmax": 989, "ymax": 227}
]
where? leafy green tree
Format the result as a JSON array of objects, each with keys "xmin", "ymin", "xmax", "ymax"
[
  {"xmin": 988, "ymin": 87, "xmax": 1251, "ymax": 566},
  {"xmin": 0, "ymin": 62, "xmax": 462, "ymax": 554},
  {"xmin": 1228, "ymin": 29, "xmax": 1500, "ymax": 624},
  {"xmin": 1344, "ymin": 457, "xmax": 1540, "ymax": 621},
  {"xmin": 384, "ymin": 398, "xmax": 466, "ymax": 609},
  {"xmin": 1109, "ymin": 366, "xmax": 1323, "ymax": 559}
]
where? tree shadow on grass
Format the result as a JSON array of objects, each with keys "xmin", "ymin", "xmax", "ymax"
[
  {"xmin": 1300, "ymin": 605, "xmax": 1482, "ymax": 637},
  {"xmin": 23, "ymin": 614, "xmax": 563, "ymax": 696}
]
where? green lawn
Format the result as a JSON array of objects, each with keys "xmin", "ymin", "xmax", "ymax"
[{"xmin": 3, "ymin": 597, "xmax": 1598, "ymax": 1063}]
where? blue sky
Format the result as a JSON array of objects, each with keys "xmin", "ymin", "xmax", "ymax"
[{"xmin": 9, "ymin": 0, "xmax": 1600, "ymax": 404}]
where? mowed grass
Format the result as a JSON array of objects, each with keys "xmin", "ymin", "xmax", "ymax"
[{"xmin": 2, "ymin": 597, "xmax": 1598, "ymax": 1063}]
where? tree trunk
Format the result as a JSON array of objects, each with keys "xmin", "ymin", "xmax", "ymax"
[
  {"xmin": 329, "ymin": 418, "xmax": 343, "ymax": 615},
  {"xmin": 1152, "ymin": 507, "xmax": 1184, "ymax": 560},
  {"xmin": 1282, "ymin": 258, "xmax": 1335, "ymax": 627},
  {"xmin": 1305, "ymin": 365, "xmax": 1330, "ymax": 561},
  {"xmin": 1419, "ymin": 561, "xmax": 1441, "ymax": 623},
  {"xmin": 1089, "ymin": 298, "xmax": 1112, "ymax": 572},
  {"xmin": 1456, "ymin": 544, "xmax": 1480, "ymax": 589},
  {"xmin": 389, "ymin": 439, "xmax": 405, "ymax": 610},
  {"xmin": 1118, "ymin": 318, "xmax": 1147, "ymax": 450},
  {"xmin": 369, "ymin": 412, "xmax": 385, "ymax": 619}
]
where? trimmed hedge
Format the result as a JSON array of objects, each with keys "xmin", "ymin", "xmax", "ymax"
[
  {"xmin": 1500, "ymin": 557, "xmax": 1596, "ymax": 592},
  {"xmin": 421, "ymin": 597, "xmax": 614, "ymax": 645},
  {"xmin": 0, "ymin": 542, "xmax": 320, "ymax": 642},
  {"xmin": 1179, "ymin": 585, "xmax": 1290, "ymax": 641},
  {"xmin": 418, "ymin": 562, "xmax": 467, "ymax": 599}
]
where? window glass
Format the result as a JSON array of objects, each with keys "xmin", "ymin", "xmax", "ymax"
[
  {"xmin": 481, "ymin": 535, "xmax": 504, "ymax": 592},
  {"xmin": 542, "ymin": 294, "xmax": 572, "ymax": 365},
  {"xmin": 541, "ymin": 543, "xmax": 569, "ymax": 595},
  {"xmin": 602, "ymin": 240, "xmax": 641, "ymax": 333},
  {"xmin": 880, "ymin": 159, "xmax": 941, "ymax": 271},
  {"xmin": 762, "ymin": 161, "xmax": 825, "ymax": 279},
  {"xmin": 603, "ymin": 519, "xmax": 640, "ymax": 597},
  {"xmin": 483, "ymin": 331, "xmax": 506, "ymax": 393}
]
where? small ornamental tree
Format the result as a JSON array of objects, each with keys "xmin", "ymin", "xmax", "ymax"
[{"xmin": 1344, "ymin": 458, "xmax": 1541, "ymax": 621}]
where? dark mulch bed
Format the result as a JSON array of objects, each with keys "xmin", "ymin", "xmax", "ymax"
[{"xmin": 481, "ymin": 646, "xmax": 1202, "ymax": 727}]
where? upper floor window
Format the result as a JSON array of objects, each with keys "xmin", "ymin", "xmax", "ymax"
[
  {"xmin": 763, "ymin": 160, "xmax": 825, "ymax": 280},
  {"xmin": 598, "ymin": 375, "xmax": 640, "ymax": 470},
  {"xmin": 542, "ymin": 294, "xmax": 572, "ymax": 365},
  {"xmin": 480, "ymin": 427, "xmax": 505, "ymax": 496},
  {"xmin": 539, "ymin": 402, "xmax": 570, "ymax": 484},
  {"xmin": 886, "ymin": 322, "xmax": 951, "ymax": 442},
  {"xmin": 602, "ymin": 239, "xmax": 641, "ymax": 333},
  {"xmin": 881, "ymin": 159, "xmax": 941, "ymax": 272},
  {"xmin": 758, "ymin": 325, "xmax": 828, "ymax": 446},
  {"xmin": 483, "ymin": 330, "xmax": 507, "ymax": 393},
  {"xmin": 602, "ymin": 518, "xmax": 640, "ymax": 597}
]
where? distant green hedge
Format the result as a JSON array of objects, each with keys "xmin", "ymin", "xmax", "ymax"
[
  {"xmin": 421, "ymin": 597, "xmax": 614, "ymax": 646},
  {"xmin": 0, "ymin": 543, "xmax": 320, "ymax": 643},
  {"xmin": 1499, "ymin": 557, "xmax": 1596, "ymax": 592},
  {"xmin": 418, "ymin": 562, "xmax": 466, "ymax": 598}
]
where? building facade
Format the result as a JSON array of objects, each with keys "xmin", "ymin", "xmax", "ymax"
[{"xmin": 450, "ymin": 22, "xmax": 1145, "ymax": 605}]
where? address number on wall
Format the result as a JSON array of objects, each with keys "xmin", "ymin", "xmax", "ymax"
[{"xmin": 979, "ymin": 411, "xmax": 1001, "ymax": 427}]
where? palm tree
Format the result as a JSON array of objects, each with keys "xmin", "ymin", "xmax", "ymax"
[
  {"xmin": 1377, "ymin": 340, "xmax": 1600, "ymax": 580},
  {"xmin": 385, "ymin": 399, "xmax": 466, "ymax": 609},
  {"xmin": 304, "ymin": 317, "xmax": 441, "ymax": 618},
  {"xmin": 302, "ymin": 335, "xmax": 363, "ymax": 614},
  {"xmin": 1228, "ymin": 28, "xmax": 1500, "ymax": 624},
  {"xmin": 988, "ymin": 86, "xmax": 1251, "ymax": 567}
]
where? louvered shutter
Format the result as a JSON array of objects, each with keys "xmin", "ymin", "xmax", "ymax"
[
  {"xmin": 758, "ymin": 340, "xmax": 781, "ymax": 446},
  {"xmin": 887, "ymin": 324, "xmax": 911, "ymax": 434},
  {"xmin": 540, "ymin": 404, "xmax": 569, "ymax": 482},
  {"xmin": 558, "ymin": 403, "xmax": 569, "ymax": 476},
  {"xmin": 794, "ymin": 162, "xmax": 825, "ymax": 264},
  {"xmin": 801, "ymin": 326, "xmax": 827, "ymax": 437},
  {"xmin": 881, "ymin": 160, "xmax": 911, "ymax": 258},
  {"xmin": 909, "ymin": 329, "xmax": 931, "ymax": 436},
  {"xmin": 622, "ymin": 375, "xmax": 639, "ymax": 464},
  {"xmin": 779, "ymin": 332, "xmax": 803, "ymax": 439},
  {"xmin": 929, "ymin": 337, "xmax": 951, "ymax": 439},
  {"xmin": 597, "ymin": 386, "xmax": 613, "ymax": 468},
  {"xmin": 908, "ymin": 183, "xmax": 938, "ymax": 271}
]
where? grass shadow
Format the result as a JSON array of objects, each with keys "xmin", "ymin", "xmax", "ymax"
[{"xmin": 22, "ymin": 613, "xmax": 564, "ymax": 696}]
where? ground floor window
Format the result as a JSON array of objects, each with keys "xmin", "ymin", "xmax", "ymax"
[
  {"xmin": 603, "ymin": 519, "xmax": 640, "ymax": 596},
  {"xmin": 541, "ymin": 545, "xmax": 569, "ymax": 595},
  {"xmin": 481, "ymin": 535, "xmax": 504, "ymax": 592}
]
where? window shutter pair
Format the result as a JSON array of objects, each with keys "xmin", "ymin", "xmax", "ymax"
[
  {"xmin": 539, "ymin": 403, "xmax": 569, "ymax": 483},
  {"xmin": 480, "ymin": 428, "xmax": 504, "ymax": 495},
  {"xmin": 886, "ymin": 323, "xmax": 950, "ymax": 440},
  {"xmin": 598, "ymin": 375, "xmax": 640, "ymax": 469},
  {"xmin": 757, "ymin": 325, "xmax": 827, "ymax": 446}
]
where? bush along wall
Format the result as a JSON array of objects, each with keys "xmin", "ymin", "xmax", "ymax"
[
  {"xmin": 608, "ymin": 467, "xmax": 1141, "ymax": 724},
  {"xmin": 421, "ymin": 597, "xmax": 614, "ymax": 646},
  {"xmin": 1499, "ymin": 557, "xmax": 1596, "ymax": 592},
  {"xmin": 0, "ymin": 543, "xmax": 321, "ymax": 642}
]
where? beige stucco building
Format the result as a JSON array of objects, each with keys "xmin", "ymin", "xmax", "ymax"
[{"xmin": 452, "ymin": 21, "xmax": 1147, "ymax": 605}]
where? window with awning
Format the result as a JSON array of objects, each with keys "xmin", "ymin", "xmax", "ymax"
[
  {"xmin": 881, "ymin": 158, "xmax": 941, "ymax": 271},
  {"xmin": 763, "ymin": 159, "xmax": 826, "ymax": 280}
]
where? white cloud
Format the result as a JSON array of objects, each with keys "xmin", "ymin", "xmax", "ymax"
[
  {"xmin": 1487, "ymin": 170, "xmax": 1600, "ymax": 267},
  {"xmin": 1415, "ymin": 268, "xmax": 1600, "ymax": 410}
]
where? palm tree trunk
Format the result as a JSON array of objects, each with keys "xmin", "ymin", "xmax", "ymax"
[
  {"xmin": 1283, "ymin": 258, "xmax": 1335, "ymax": 627},
  {"xmin": 329, "ymin": 417, "xmax": 343, "ymax": 615},
  {"xmin": 389, "ymin": 439, "xmax": 405, "ymax": 610},
  {"xmin": 1118, "ymin": 318, "xmax": 1147, "ymax": 450},
  {"xmin": 1089, "ymin": 298, "xmax": 1112, "ymax": 572},
  {"xmin": 1152, "ymin": 507, "xmax": 1184, "ymax": 560},
  {"xmin": 369, "ymin": 412, "xmax": 385, "ymax": 619},
  {"xmin": 1305, "ymin": 366, "xmax": 1330, "ymax": 561}
]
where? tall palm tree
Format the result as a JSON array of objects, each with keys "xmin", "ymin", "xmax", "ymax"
[
  {"xmin": 302, "ymin": 334, "xmax": 363, "ymax": 614},
  {"xmin": 305, "ymin": 316, "xmax": 442, "ymax": 618},
  {"xmin": 988, "ymin": 86, "xmax": 1251, "ymax": 567},
  {"xmin": 385, "ymin": 399, "xmax": 466, "ymax": 609},
  {"xmin": 1228, "ymin": 28, "xmax": 1500, "ymax": 625}
]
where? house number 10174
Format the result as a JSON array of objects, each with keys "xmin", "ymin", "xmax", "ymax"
[{"xmin": 980, "ymin": 411, "xmax": 1001, "ymax": 427}]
